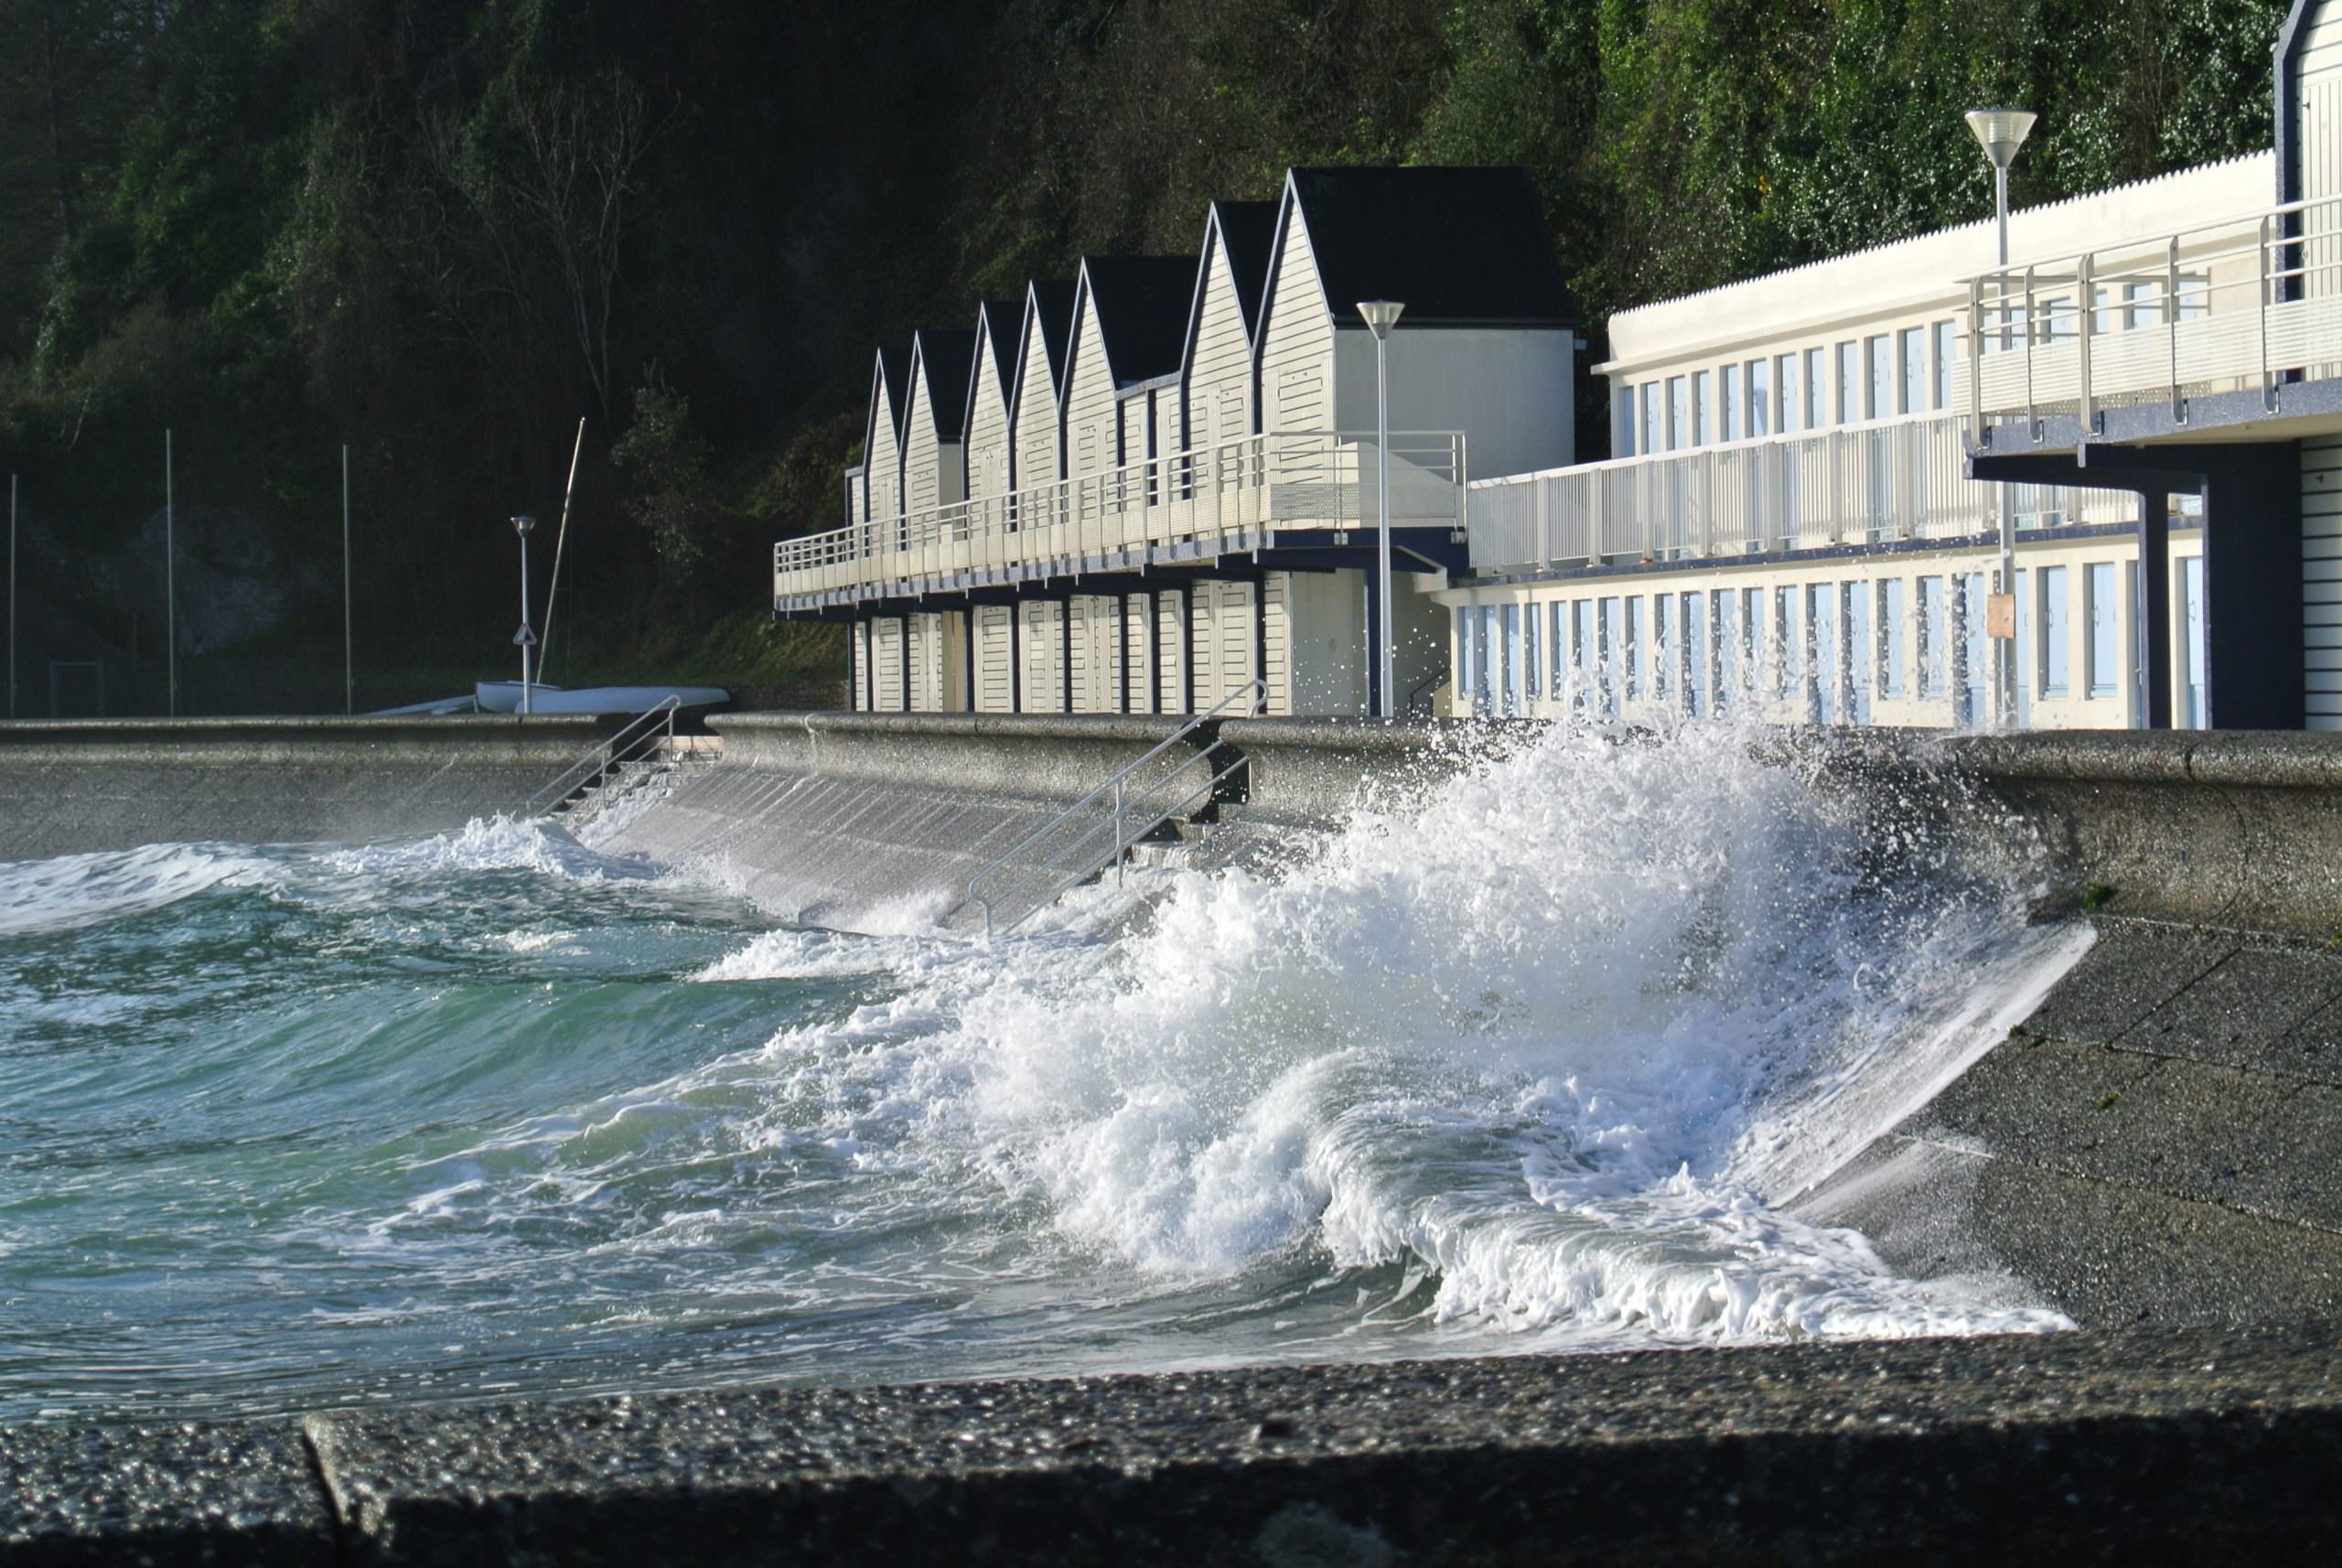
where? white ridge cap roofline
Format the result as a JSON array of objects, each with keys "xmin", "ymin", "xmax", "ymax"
[{"xmin": 1604, "ymin": 150, "xmax": 2272, "ymax": 374}]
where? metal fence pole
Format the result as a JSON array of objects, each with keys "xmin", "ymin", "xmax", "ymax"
[
  {"xmin": 165, "ymin": 428, "xmax": 176, "ymax": 718},
  {"xmin": 6, "ymin": 472, "xmax": 15, "ymax": 720},
  {"xmin": 341, "ymin": 444, "xmax": 353, "ymax": 715}
]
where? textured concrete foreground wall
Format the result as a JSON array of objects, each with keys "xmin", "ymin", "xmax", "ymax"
[
  {"xmin": 9, "ymin": 1324, "xmax": 2342, "ymax": 1566},
  {"xmin": 0, "ymin": 716, "xmax": 607, "ymax": 859}
]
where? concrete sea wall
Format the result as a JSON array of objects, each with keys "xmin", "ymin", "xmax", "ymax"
[
  {"xmin": 599, "ymin": 712, "xmax": 1219, "ymax": 931},
  {"xmin": 0, "ymin": 716, "xmax": 607, "ymax": 859},
  {"xmin": 13, "ymin": 714, "xmax": 2342, "ymax": 1563}
]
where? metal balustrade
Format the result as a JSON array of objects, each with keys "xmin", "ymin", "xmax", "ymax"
[
  {"xmin": 774, "ymin": 430, "xmax": 1466, "ymax": 605},
  {"xmin": 1466, "ymin": 413, "xmax": 2135, "ymax": 575},
  {"xmin": 1962, "ymin": 188, "xmax": 2342, "ymax": 432}
]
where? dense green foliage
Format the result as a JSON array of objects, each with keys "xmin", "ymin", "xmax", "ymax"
[{"xmin": 0, "ymin": 0, "xmax": 2292, "ymax": 705}]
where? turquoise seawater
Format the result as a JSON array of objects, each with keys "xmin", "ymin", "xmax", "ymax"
[{"xmin": 1, "ymin": 723, "xmax": 2088, "ymax": 1424}]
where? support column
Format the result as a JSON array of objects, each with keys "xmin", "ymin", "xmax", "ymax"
[
  {"xmin": 1181, "ymin": 585, "xmax": 1197, "ymax": 715},
  {"xmin": 899, "ymin": 615, "xmax": 913, "ymax": 714},
  {"xmin": 863, "ymin": 618, "xmax": 876, "ymax": 714},
  {"xmin": 1252, "ymin": 569, "xmax": 1269, "ymax": 713},
  {"xmin": 1363, "ymin": 574, "xmax": 1384, "ymax": 718},
  {"xmin": 1119, "ymin": 590, "xmax": 1133, "ymax": 715},
  {"xmin": 1060, "ymin": 591, "xmax": 1075, "ymax": 714},
  {"xmin": 1010, "ymin": 602, "xmax": 1023, "ymax": 713},
  {"xmin": 2139, "ymin": 493, "xmax": 2172, "ymax": 729}
]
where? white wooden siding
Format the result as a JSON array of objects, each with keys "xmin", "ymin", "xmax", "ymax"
[
  {"xmin": 967, "ymin": 323, "xmax": 1013, "ymax": 500},
  {"xmin": 1015, "ymin": 327, "xmax": 1059, "ymax": 491},
  {"xmin": 903, "ymin": 371, "xmax": 943, "ymax": 517},
  {"xmin": 867, "ymin": 405, "xmax": 903, "ymax": 523},
  {"xmin": 2307, "ymin": 435, "xmax": 2342, "ymax": 730},
  {"xmin": 871, "ymin": 617, "xmax": 905, "ymax": 712},
  {"xmin": 1065, "ymin": 300, "xmax": 1117, "ymax": 479},
  {"xmin": 851, "ymin": 621, "xmax": 868, "ymax": 710},
  {"xmin": 1189, "ymin": 579, "xmax": 1258, "ymax": 711},
  {"xmin": 1068, "ymin": 595, "xmax": 1122, "ymax": 712},
  {"xmin": 1019, "ymin": 599, "xmax": 1064, "ymax": 714},
  {"xmin": 1186, "ymin": 232, "xmax": 1253, "ymax": 451},
  {"xmin": 1262, "ymin": 571, "xmax": 1292, "ymax": 714},
  {"xmin": 1259, "ymin": 212, "xmax": 1333, "ymax": 435},
  {"xmin": 1123, "ymin": 594, "xmax": 1155, "ymax": 713},
  {"xmin": 908, "ymin": 611, "xmax": 947, "ymax": 711},
  {"xmin": 973, "ymin": 605, "xmax": 1015, "ymax": 713},
  {"xmin": 1156, "ymin": 590, "xmax": 1187, "ymax": 713}
]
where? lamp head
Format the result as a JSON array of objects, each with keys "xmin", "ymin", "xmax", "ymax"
[
  {"xmin": 510, "ymin": 513, "xmax": 537, "ymax": 536},
  {"xmin": 1355, "ymin": 299, "xmax": 1405, "ymax": 338},
  {"xmin": 1963, "ymin": 108, "xmax": 2036, "ymax": 171}
]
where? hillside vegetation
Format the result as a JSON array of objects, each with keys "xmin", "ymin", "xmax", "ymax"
[{"xmin": 0, "ymin": 0, "xmax": 2289, "ymax": 707}]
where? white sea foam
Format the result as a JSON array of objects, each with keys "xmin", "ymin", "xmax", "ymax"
[
  {"xmin": 706, "ymin": 714, "xmax": 2082, "ymax": 1348},
  {"xmin": 321, "ymin": 816, "xmax": 662, "ymax": 883},
  {"xmin": 0, "ymin": 841, "xmax": 278, "ymax": 935}
]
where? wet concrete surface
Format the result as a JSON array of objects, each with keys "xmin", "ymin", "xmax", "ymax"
[
  {"xmin": 1797, "ymin": 916, "xmax": 2342, "ymax": 1327},
  {"xmin": 11, "ymin": 1324, "xmax": 2342, "ymax": 1566}
]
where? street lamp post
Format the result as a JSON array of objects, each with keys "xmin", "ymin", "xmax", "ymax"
[
  {"xmin": 1357, "ymin": 299, "xmax": 1405, "ymax": 718},
  {"xmin": 1965, "ymin": 107, "xmax": 2036, "ymax": 728},
  {"xmin": 510, "ymin": 513, "xmax": 538, "ymax": 716}
]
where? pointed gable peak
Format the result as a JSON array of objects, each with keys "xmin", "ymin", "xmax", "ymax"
[
  {"xmin": 909, "ymin": 327, "xmax": 978, "ymax": 442},
  {"xmin": 869, "ymin": 342, "xmax": 912, "ymax": 447},
  {"xmin": 1021, "ymin": 278, "xmax": 1080, "ymax": 401},
  {"xmin": 1206, "ymin": 200, "xmax": 1279, "ymax": 339}
]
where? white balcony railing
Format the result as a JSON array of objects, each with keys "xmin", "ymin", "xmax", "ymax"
[
  {"xmin": 775, "ymin": 429, "xmax": 1466, "ymax": 603},
  {"xmin": 1467, "ymin": 413, "xmax": 2139, "ymax": 575},
  {"xmin": 1963, "ymin": 188, "xmax": 2342, "ymax": 429}
]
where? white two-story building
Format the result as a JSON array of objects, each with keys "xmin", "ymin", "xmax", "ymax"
[
  {"xmin": 783, "ymin": 0, "xmax": 2342, "ymax": 734},
  {"xmin": 776, "ymin": 166, "xmax": 1581, "ymax": 717}
]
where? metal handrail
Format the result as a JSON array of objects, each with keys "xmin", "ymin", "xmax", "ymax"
[
  {"xmin": 1406, "ymin": 664, "xmax": 1450, "ymax": 718},
  {"xmin": 775, "ymin": 428, "xmax": 1468, "ymax": 604},
  {"xmin": 523, "ymin": 695, "xmax": 682, "ymax": 818},
  {"xmin": 963, "ymin": 678, "xmax": 1265, "ymax": 940}
]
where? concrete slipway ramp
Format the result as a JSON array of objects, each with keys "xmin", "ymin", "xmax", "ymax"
[{"xmin": 8, "ymin": 715, "xmax": 2342, "ymax": 1563}]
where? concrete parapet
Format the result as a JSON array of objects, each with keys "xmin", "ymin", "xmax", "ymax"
[
  {"xmin": 11, "ymin": 1325, "xmax": 2342, "ymax": 1565},
  {"xmin": 709, "ymin": 712, "xmax": 1198, "ymax": 803},
  {"xmin": 0, "ymin": 715, "xmax": 606, "ymax": 859},
  {"xmin": 1939, "ymin": 728, "xmax": 2342, "ymax": 933}
]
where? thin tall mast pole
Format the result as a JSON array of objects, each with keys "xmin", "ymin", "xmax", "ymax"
[
  {"xmin": 7, "ymin": 473, "xmax": 16, "ymax": 721},
  {"xmin": 342, "ymin": 444, "xmax": 353, "ymax": 715},
  {"xmin": 540, "ymin": 418, "xmax": 586, "ymax": 671},
  {"xmin": 166, "ymin": 428, "xmax": 177, "ymax": 718}
]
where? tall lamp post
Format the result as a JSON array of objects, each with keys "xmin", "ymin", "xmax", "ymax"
[
  {"xmin": 1357, "ymin": 299, "xmax": 1405, "ymax": 718},
  {"xmin": 510, "ymin": 513, "xmax": 538, "ymax": 716},
  {"xmin": 1965, "ymin": 107, "xmax": 2036, "ymax": 727}
]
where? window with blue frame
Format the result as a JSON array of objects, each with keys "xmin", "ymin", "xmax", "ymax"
[
  {"xmin": 1918, "ymin": 576, "xmax": 1947, "ymax": 698},
  {"xmin": 1881, "ymin": 578, "xmax": 1907, "ymax": 699},
  {"xmin": 1808, "ymin": 582, "xmax": 1838, "ymax": 724},
  {"xmin": 1845, "ymin": 583, "xmax": 1872, "ymax": 724},
  {"xmin": 1626, "ymin": 596, "xmax": 1646, "ymax": 699},
  {"xmin": 1717, "ymin": 589, "xmax": 1739, "ymax": 710},
  {"xmin": 1685, "ymin": 591, "xmax": 1709, "ymax": 716},
  {"xmin": 1960, "ymin": 571, "xmax": 1989, "ymax": 725},
  {"xmin": 1600, "ymin": 597, "xmax": 1625, "ymax": 713},
  {"xmin": 2088, "ymin": 562, "xmax": 2119, "ymax": 700},
  {"xmin": 2041, "ymin": 564, "xmax": 2069, "ymax": 697},
  {"xmin": 1655, "ymin": 593, "xmax": 1675, "ymax": 703}
]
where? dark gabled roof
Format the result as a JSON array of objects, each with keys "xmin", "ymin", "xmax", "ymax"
[
  {"xmin": 1077, "ymin": 255, "xmax": 1197, "ymax": 389},
  {"xmin": 1019, "ymin": 279, "xmax": 1079, "ymax": 405},
  {"xmin": 868, "ymin": 342, "xmax": 912, "ymax": 448},
  {"xmin": 1281, "ymin": 166, "xmax": 1577, "ymax": 328},
  {"xmin": 910, "ymin": 328, "xmax": 977, "ymax": 443},
  {"xmin": 1212, "ymin": 200, "xmax": 1278, "ymax": 338}
]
